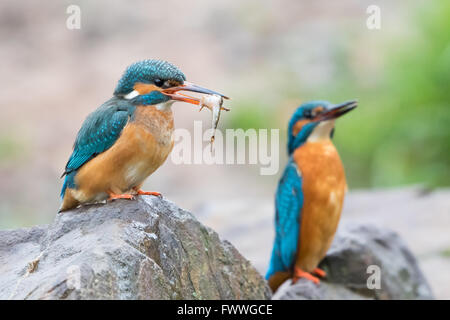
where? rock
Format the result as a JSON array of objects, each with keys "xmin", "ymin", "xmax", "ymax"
[
  {"xmin": 273, "ymin": 223, "xmax": 434, "ymax": 300},
  {"xmin": 0, "ymin": 197, "xmax": 271, "ymax": 300}
]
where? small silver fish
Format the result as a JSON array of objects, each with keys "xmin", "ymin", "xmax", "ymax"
[{"xmin": 199, "ymin": 94, "xmax": 230, "ymax": 152}]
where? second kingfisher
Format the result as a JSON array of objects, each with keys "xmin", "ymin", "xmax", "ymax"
[
  {"xmin": 266, "ymin": 100, "xmax": 357, "ymax": 292},
  {"xmin": 60, "ymin": 59, "xmax": 228, "ymax": 212}
]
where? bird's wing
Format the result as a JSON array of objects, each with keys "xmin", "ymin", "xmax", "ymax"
[
  {"xmin": 266, "ymin": 158, "xmax": 303, "ymax": 279},
  {"xmin": 62, "ymin": 98, "xmax": 135, "ymax": 176}
]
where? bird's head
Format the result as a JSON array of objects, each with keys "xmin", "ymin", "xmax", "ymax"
[
  {"xmin": 114, "ymin": 59, "xmax": 228, "ymax": 108},
  {"xmin": 287, "ymin": 100, "xmax": 357, "ymax": 154}
]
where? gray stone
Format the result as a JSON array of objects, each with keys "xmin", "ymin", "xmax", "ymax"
[
  {"xmin": 273, "ymin": 223, "xmax": 434, "ymax": 300},
  {"xmin": 0, "ymin": 196, "xmax": 271, "ymax": 300}
]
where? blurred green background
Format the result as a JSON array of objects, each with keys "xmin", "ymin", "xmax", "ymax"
[{"xmin": 229, "ymin": 0, "xmax": 450, "ymax": 189}]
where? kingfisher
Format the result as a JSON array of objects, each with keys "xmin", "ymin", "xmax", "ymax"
[
  {"xmin": 59, "ymin": 59, "xmax": 228, "ymax": 212},
  {"xmin": 266, "ymin": 100, "xmax": 357, "ymax": 292}
]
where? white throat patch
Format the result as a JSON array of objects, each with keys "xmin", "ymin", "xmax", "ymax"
[
  {"xmin": 307, "ymin": 120, "xmax": 335, "ymax": 143},
  {"xmin": 155, "ymin": 101, "xmax": 175, "ymax": 111}
]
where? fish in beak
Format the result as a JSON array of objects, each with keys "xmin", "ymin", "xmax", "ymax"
[{"xmin": 162, "ymin": 81, "xmax": 229, "ymax": 106}]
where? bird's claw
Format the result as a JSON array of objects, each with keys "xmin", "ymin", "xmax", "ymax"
[
  {"xmin": 107, "ymin": 193, "xmax": 135, "ymax": 201},
  {"xmin": 135, "ymin": 190, "xmax": 163, "ymax": 199},
  {"xmin": 312, "ymin": 267, "xmax": 327, "ymax": 278},
  {"xmin": 292, "ymin": 267, "xmax": 320, "ymax": 285}
]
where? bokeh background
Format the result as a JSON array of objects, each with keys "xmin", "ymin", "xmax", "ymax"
[{"xmin": 0, "ymin": 0, "xmax": 449, "ymax": 297}]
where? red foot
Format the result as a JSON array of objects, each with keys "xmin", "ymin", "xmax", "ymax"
[
  {"xmin": 135, "ymin": 189, "xmax": 162, "ymax": 198},
  {"xmin": 107, "ymin": 192, "xmax": 134, "ymax": 201},
  {"xmin": 293, "ymin": 267, "xmax": 320, "ymax": 285},
  {"xmin": 313, "ymin": 267, "xmax": 327, "ymax": 278}
]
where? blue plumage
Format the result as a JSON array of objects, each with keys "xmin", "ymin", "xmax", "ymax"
[
  {"xmin": 59, "ymin": 59, "xmax": 230, "ymax": 212},
  {"xmin": 287, "ymin": 100, "xmax": 331, "ymax": 154},
  {"xmin": 267, "ymin": 102, "xmax": 332, "ymax": 278},
  {"xmin": 266, "ymin": 100, "xmax": 357, "ymax": 290},
  {"xmin": 267, "ymin": 100, "xmax": 333, "ymax": 280},
  {"xmin": 266, "ymin": 158, "xmax": 303, "ymax": 280},
  {"xmin": 60, "ymin": 60, "xmax": 189, "ymax": 201},
  {"xmin": 60, "ymin": 98, "xmax": 135, "ymax": 199},
  {"xmin": 60, "ymin": 171, "xmax": 77, "ymax": 199},
  {"xmin": 114, "ymin": 59, "xmax": 186, "ymax": 96},
  {"xmin": 132, "ymin": 91, "xmax": 168, "ymax": 106}
]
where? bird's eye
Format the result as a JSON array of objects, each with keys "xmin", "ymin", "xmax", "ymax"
[
  {"xmin": 154, "ymin": 79, "xmax": 164, "ymax": 87},
  {"xmin": 303, "ymin": 110, "xmax": 312, "ymax": 119}
]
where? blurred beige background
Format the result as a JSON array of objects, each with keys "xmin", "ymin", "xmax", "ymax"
[{"xmin": 0, "ymin": 0, "xmax": 449, "ymax": 298}]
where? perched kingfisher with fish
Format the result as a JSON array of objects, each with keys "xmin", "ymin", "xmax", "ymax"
[
  {"xmin": 266, "ymin": 100, "xmax": 357, "ymax": 292},
  {"xmin": 60, "ymin": 59, "xmax": 228, "ymax": 212}
]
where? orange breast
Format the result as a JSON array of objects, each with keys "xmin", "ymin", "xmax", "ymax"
[
  {"xmin": 293, "ymin": 140, "xmax": 347, "ymax": 272},
  {"xmin": 72, "ymin": 106, "xmax": 174, "ymax": 202}
]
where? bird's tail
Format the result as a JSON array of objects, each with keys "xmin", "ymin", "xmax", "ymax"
[
  {"xmin": 60, "ymin": 175, "xmax": 69, "ymax": 200},
  {"xmin": 59, "ymin": 171, "xmax": 79, "ymax": 213},
  {"xmin": 60, "ymin": 171, "xmax": 76, "ymax": 200},
  {"xmin": 268, "ymin": 271, "xmax": 292, "ymax": 293},
  {"xmin": 266, "ymin": 242, "xmax": 293, "ymax": 293}
]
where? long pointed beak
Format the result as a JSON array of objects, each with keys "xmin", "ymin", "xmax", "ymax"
[
  {"xmin": 162, "ymin": 81, "xmax": 229, "ymax": 105},
  {"xmin": 314, "ymin": 100, "xmax": 357, "ymax": 121}
]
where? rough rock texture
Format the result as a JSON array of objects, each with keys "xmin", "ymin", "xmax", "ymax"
[
  {"xmin": 0, "ymin": 197, "xmax": 271, "ymax": 300},
  {"xmin": 273, "ymin": 224, "xmax": 434, "ymax": 300}
]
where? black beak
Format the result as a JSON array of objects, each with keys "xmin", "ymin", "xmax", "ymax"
[{"xmin": 314, "ymin": 100, "xmax": 357, "ymax": 121}]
